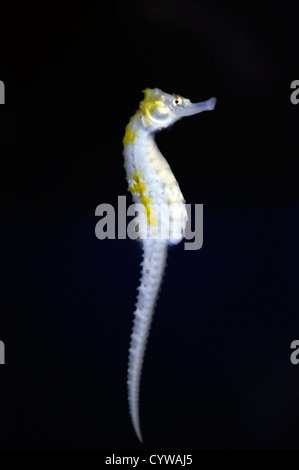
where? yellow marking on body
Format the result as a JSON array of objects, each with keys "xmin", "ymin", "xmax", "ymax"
[
  {"xmin": 129, "ymin": 172, "xmax": 157, "ymax": 226},
  {"xmin": 123, "ymin": 119, "xmax": 139, "ymax": 147},
  {"xmin": 129, "ymin": 172, "xmax": 146, "ymax": 195},
  {"xmin": 141, "ymin": 195, "xmax": 151, "ymax": 205}
]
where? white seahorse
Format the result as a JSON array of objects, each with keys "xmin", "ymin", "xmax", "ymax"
[{"xmin": 123, "ymin": 88, "xmax": 216, "ymax": 442}]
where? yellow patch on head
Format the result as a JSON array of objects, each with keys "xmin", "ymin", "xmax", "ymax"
[
  {"xmin": 140, "ymin": 88, "xmax": 168, "ymax": 125},
  {"xmin": 142, "ymin": 88, "xmax": 152, "ymax": 99},
  {"xmin": 123, "ymin": 120, "xmax": 138, "ymax": 147},
  {"xmin": 128, "ymin": 172, "xmax": 157, "ymax": 226}
]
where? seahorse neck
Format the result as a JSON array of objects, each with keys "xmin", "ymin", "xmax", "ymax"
[
  {"xmin": 133, "ymin": 126, "xmax": 171, "ymax": 185},
  {"xmin": 130, "ymin": 113, "xmax": 165, "ymax": 167}
]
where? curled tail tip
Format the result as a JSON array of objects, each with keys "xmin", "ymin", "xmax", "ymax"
[
  {"xmin": 134, "ymin": 423, "xmax": 143, "ymax": 443},
  {"xmin": 129, "ymin": 407, "xmax": 143, "ymax": 442}
]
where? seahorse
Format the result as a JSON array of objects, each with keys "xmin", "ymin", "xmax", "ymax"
[{"xmin": 123, "ymin": 88, "xmax": 216, "ymax": 442}]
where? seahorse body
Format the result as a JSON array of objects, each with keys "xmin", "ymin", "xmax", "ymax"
[{"xmin": 123, "ymin": 88, "xmax": 216, "ymax": 441}]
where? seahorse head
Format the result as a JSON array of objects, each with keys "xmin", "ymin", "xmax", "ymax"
[{"xmin": 139, "ymin": 88, "xmax": 216, "ymax": 129}]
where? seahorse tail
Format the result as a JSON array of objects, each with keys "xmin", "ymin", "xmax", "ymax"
[{"xmin": 127, "ymin": 239, "xmax": 168, "ymax": 442}]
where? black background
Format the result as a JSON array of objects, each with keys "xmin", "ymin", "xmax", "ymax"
[{"xmin": 0, "ymin": 0, "xmax": 298, "ymax": 450}]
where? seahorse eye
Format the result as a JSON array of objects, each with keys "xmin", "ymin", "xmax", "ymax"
[{"xmin": 173, "ymin": 96, "xmax": 183, "ymax": 106}]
